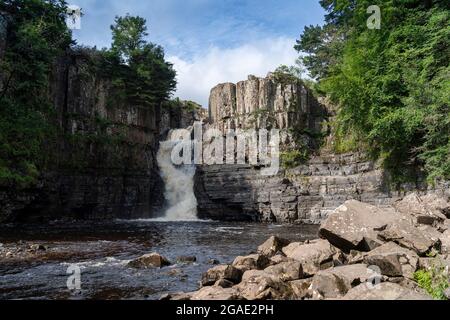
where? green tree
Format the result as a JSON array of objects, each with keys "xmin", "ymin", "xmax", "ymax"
[
  {"xmin": 0, "ymin": 0, "xmax": 72, "ymax": 186},
  {"xmin": 111, "ymin": 14, "xmax": 148, "ymax": 63},
  {"xmin": 295, "ymin": 0, "xmax": 450, "ymax": 185},
  {"xmin": 103, "ymin": 15, "xmax": 176, "ymax": 108}
]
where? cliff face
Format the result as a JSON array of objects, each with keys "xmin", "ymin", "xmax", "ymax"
[
  {"xmin": 195, "ymin": 154, "xmax": 396, "ymax": 224},
  {"xmin": 195, "ymin": 75, "xmax": 447, "ymax": 223},
  {"xmin": 0, "ymin": 50, "xmax": 203, "ymax": 222},
  {"xmin": 209, "ymin": 74, "xmax": 328, "ymax": 149}
]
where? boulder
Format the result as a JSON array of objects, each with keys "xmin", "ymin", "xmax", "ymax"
[
  {"xmin": 394, "ymin": 193, "xmax": 448, "ymax": 225},
  {"xmin": 270, "ymin": 254, "xmax": 292, "ymax": 264},
  {"xmin": 257, "ymin": 236, "xmax": 291, "ymax": 257},
  {"xmin": 191, "ymin": 286, "xmax": 242, "ymax": 300},
  {"xmin": 201, "ymin": 265, "xmax": 242, "ymax": 287},
  {"xmin": 128, "ymin": 253, "xmax": 171, "ymax": 269},
  {"xmin": 264, "ymin": 261, "xmax": 304, "ymax": 282},
  {"xmin": 439, "ymin": 230, "xmax": 450, "ymax": 254},
  {"xmin": 319, "ymin": 200, "xmax": 398, "ymax": 252},
  {"xmin": 214, "ymin": 279, "xmax": 234, "ymax": 288},
  {"xmin": 176, "ymin": 256, "xmax": 197, "ymax": 264},
  {"xmin": 232, "ymin": 254, "xmax": 271, "ymax": 272},
  {"xmin": 420, "ymin": 194, "xmax": 450, "ymax": 219},
  {"xmin": 282, "ymin": 240, "xmax": 336, "ymax": 276},
  {"xmin": 343, "ymin": 282, "xmax": 432, "ymax": 300},
  {"xmin": 289, "ymin": 278, "xmax": 313, "ymax": 300},
  {"xmin": 379, "ymin": 219, "xmax": 438, "ymax": 256},
  {"xmin": 363, "ymin": 242, "xmax": 419, "ymax": 279},
  {"xmin": 236, "ymin": 270, "xmax": 294, "ymax": 300},
  {"xmin": 160, "ymin": 292, "xmax": 192, "ymax": 301},
  {"xmin": 310, "ymin": 264, "xmax": 372, "ymax": 299}
]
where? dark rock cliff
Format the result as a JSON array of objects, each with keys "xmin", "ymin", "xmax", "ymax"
[{"xmin": 0, "ymin": 49, "xmax": 203, "ymax": 222}]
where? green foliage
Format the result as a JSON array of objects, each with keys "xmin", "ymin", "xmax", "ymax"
[
  {"xmin": 281, "ymin": 149, "xmax": 309, "ymax": 169},
  {"xmin": 99, "ymin": 15, "xmax": 177, "ymax": 108},
  {"xmin": 414, "ymin": 259, "xmax": 449, "ymax": 300},
  {"xmin": 111, "ymin": 14, "xmax": 148, "ymax": 63},
  {"xmin": 0, "ymin": 0, "xmax": 72, "ymax": 187},
  {"xmin": 0, "ymin": 4, "xmax": 177, "ymax": 188},
  {"xmin": 273, "ymin": 64, "xmax": 303, "ymax": 87},
  {"xmin": 296, "ymin": 1, "xmax": 450, "ymax": 184}
]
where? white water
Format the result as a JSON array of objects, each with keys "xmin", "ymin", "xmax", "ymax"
[{"xmin": 156, "ymin": 130, "xmax": 198, "ymax": 221}]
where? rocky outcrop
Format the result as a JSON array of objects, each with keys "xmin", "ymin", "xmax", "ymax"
[
  {"xmin": 195, "ymin": 153, "xmax": 400, "ymax": 223},
  {"xmin": 197, "ymin": 74, "xmax": 450, "ymax": 224},
  {"xmin": 209, "ymin": 74, "xmax": 328, "ymax": 149},
  {"xmin": 0, "ymin": 49, "xmax": 204, "ymax": 222},
  {"xmin": 167, "ymin": 197, "xmax": 450, "ymax": 301}
]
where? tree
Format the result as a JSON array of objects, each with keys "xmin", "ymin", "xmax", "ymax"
[
  {"xmin": 111, "ymin": 14, "xmax": 148, "ymax": 63},
  {"xmin": 295, "ymin": 0, "xmax": 450, "ymax": 184},
  {"xmin": 0, "ymin": 0, "xmax": 72, "ymax": 186}
]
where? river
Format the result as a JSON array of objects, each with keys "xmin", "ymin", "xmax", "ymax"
[{"xmin": 0, "ymin": 220, "xmax": 318, "ymax": 300}]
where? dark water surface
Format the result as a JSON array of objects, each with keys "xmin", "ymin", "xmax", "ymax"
[{"xmin": 0, "ymin": 220, "xmax": 318, "ymax": 300}]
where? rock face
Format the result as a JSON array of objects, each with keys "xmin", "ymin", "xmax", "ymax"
[
  {"xmin": 196, "ymin": 74, "xmax": 450, "ymax": 224},
  {"xmin": 195, "ymin": 153, "xmax": 397, "ymax": 223},
  {"xmin": 0, "ymin": 49, "xmax": 204, "ymax": 222},
  {"xmin": 209, "ymin": 74, "xmax": 328, "ymax": 150}
]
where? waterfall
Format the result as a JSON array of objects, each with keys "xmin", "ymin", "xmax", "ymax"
[{"xmin": 156, "ymin": 129, "xmax": 198, "ymax": 221}]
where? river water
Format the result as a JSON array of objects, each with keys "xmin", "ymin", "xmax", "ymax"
[{"xmin": 0, "ymin": 220, "xmax": 318, "ymax": 300}]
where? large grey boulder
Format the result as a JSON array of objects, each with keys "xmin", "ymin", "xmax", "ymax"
[
  {"xmin": 235, "ymin": 270, "xmax": 294, "ymax": 300},
  {"xmin": 394, "ymin": 193, "xmax": 448, "ymax": 226},
  {"xmin": 379, "ymin": 219, "xmax": 438, "ymax": 256},
  {"xmin": 310, "ymin": 264, "xmax": 373, "ymax": 299},
  {"xmin": 128, "ymin": 253, "xmax": 171, "ymax": 269},
  {"xmin": 319, "ymin": 200, "xmax": 398, "ymax": 252},
  {"xmin": 264, "ymin": 261, "xmax": 304, "ymax": 282},
  {"xmin": 363, "ymin": 242, "xmax": 419, "ymax": 279},
  {"xmin": 257, "ymin": 236, "xmax": 291, "ymax": 257},
  {"xmin": 232, "ymin": 254, "xmax": 271, "ymax": 272},
  {"xmin": 282, "ymin": 240, "xmax": 336, "ymax": 276},
  {"xmin": 201, "ymin": 265, "xmax": 242, "ymax": 287},
  {"xmin": 343, "ymin": 282, "xmax": 432, "ymax": 300}
]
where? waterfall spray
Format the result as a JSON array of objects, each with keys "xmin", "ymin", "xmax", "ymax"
[{"xmin": 156, "ymin": 129, "xmax": 198, "ymax": 221}]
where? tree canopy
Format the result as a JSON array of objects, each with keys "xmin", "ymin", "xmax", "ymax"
[{"xmin": 296, "ymin": 0, "xmax": 449, "ymax": 185}]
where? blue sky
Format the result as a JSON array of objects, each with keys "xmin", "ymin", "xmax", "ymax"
[{"xmin": 71, "ymin": 0, "xmax": 325, "ymax": 106}]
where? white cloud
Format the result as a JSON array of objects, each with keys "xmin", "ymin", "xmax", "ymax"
[{"xmin": 167, "ymin": 37, "xmax": 298, "ymax": 108}]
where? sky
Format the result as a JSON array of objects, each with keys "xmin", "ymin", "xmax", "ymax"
[{"xmin": 70, "ymin": 0, "xmax": 325, "ymax": 107}]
